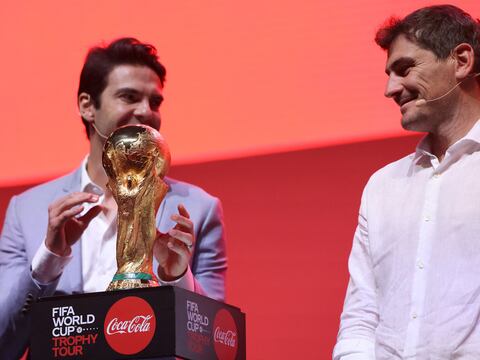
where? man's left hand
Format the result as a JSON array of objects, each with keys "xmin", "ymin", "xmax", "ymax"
[{"xmin": 154, "ymin": 204, "xmax": 194, "ymax": 281}]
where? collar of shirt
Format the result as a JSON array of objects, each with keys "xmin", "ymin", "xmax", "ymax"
[{"xmin": 412, "ymin": 119, "xmax": 480, "ymax": 172}]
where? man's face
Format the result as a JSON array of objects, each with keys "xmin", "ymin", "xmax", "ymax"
[
  {"xmin": 385, "ymin": 34, "xmax": 456, "ymax": 132},
  {"xmin": 88, "ymin": 64, "xmax": 163, "ymax": 142}
]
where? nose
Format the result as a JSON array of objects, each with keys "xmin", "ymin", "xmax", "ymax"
[
  {"xmin": 134, "ymin": 98, "xmax": 153, "ymax": 118},
  {"xmin": 384, "ymin": 73, "xmax": 403, "ymax": 98},
  {"xmin": 133, "ymin": 98, "xmax": 161, "ymax": 129}
]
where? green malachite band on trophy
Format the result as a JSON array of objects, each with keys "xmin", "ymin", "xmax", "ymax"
[{"xmin": 112, "ymin": 272, "xmax": 153, "ymax": 281}]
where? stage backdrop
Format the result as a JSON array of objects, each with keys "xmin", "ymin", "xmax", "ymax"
[
  {"xmin": 0, "ymin": 0, "xmax": 478, "ymax": 185},
  {"xmin": 0, "ymin": 1, "xmax": 478, "ymax": 359}
]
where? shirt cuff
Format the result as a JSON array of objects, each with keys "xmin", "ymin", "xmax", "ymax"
[
  {"xmin": 333, "ymin": 338, "xmax": 375, "ymax": 360},
  {"xmin": 158, "ymin": 266, "xmax": 195, "ymax": 292},
  {"xmin": 31, "ymin": 239, "xmax": 73, "ymax": 284}
]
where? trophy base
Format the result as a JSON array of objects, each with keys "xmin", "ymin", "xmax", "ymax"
[{"xmin": 107, "ymin": 272, "xmax": 160, "ymax": 291}]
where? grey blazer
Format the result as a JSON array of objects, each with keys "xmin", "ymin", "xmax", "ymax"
[{"xmin": 0, "ymin": 166, "xmax": 227, "ymax": 359}]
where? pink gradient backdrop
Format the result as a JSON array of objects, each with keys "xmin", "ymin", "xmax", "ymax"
[{"xmin": 1, "ymin": 1, "xmax": 478, "ymax": 185}]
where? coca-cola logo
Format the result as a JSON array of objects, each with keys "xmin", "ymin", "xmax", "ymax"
[
  {"xmin": 213, "ymin": 309, "xmax": 238, "ymax": 360},
  {"xmin": 214, "ymin": 327, "xmax": 236, "ymax": 347},
  {"xmin": 106, "ymin": 315, "xmax": 153, "ymax": 335},
  {"xmin": 104, "ymin": 297, "xmax": 156, "ymax": 355}
]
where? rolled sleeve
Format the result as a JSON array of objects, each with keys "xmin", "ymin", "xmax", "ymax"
[
  {"xmin": 158, "ymin": 266, "xmax": 195, "ymax": 292},
  {"xmin": 31, "ymin": 240, "xmax": 73, "ymax": 284}
]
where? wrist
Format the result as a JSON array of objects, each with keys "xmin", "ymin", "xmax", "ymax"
[
  {"xmin": 158, "ymin": 266, "xmax": 187, "ymax": 282},
  {"xmin": 45, "ymin": 238, "xmax": 71, "ymax": 257}
]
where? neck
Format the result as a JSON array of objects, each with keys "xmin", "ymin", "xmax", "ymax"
[
  {"xmin": 429, "ymin": 95, "xmax": 480, "ymax": 160},
  {"xmin": 87, "ymin": 135, "xmax": 109, "ymax": 191}
]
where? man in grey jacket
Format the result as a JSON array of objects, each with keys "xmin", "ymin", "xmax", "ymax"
[{"xmin": 0, "ymin": 37, "xmax": 227, "ymax": 359}]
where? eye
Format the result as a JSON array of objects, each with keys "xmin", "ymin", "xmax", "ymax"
[
  {"xmin": 149, "ymin": 96, "xmax": 163, "ymax": 111},
  {"xmin": 398, "ymin": 65, "xmax": 411, "ymax": 77},
  {"xmin": 396, "ymin": 61, "xmax": 415, "ymax": 77},
  {"xmin": 119, "ymin": 92, "xmax": 140, "ymax": 103}
]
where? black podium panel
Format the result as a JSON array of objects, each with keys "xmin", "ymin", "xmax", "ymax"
[{"xmin": 31, "ymin": 286, "xmax": 245, "ymax": 360}]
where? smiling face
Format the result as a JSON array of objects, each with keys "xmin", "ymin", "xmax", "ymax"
[
  {"xmin": 385, "ymin": 34, "xmax": 457, "ymax": 132},
  {"xmin": 79, "ymin": 64, "xmax": 164, "ymax": 154}
]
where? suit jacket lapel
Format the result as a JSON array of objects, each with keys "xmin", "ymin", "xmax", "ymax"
[{"xmin": 60, "ymin": 166, "xmax": 84, "ymax": 293}]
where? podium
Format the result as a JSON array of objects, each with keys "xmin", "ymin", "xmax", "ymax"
[{"xmin": 31, "ymin": 286, "xmax": 246, "ymax": 359}]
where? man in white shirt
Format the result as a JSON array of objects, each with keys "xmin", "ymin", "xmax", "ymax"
[
  {"xmin": 334, "ymin": 5, "xmax": 480, "ymax": 359},
  {"xmin": 0, "ymin": 38, "xmax": 227, "ymax": 359}
]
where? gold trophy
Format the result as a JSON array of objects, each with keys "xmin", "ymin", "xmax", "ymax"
[{"xmin": 103, "ymin": 125, "xmax": 171, "ymax": 291}]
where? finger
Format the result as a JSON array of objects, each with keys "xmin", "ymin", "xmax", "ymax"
[
  {"xmin": 50, "ymin": 205, "xmax": 85, "ymax": 228},
  {"xmin": 153, "ymin": 233, "xmax": 166, "ymax": 259},
  {"xmin": 177, "ymin": 204, "xmax": 190, "ymax": 219},
  {"xmin": 171, "ymin": 214, "xmax": 194, "ymax": 231},
  {"xmin": 77, "ymin": 205, "xmax": 102, "ymax": 228},
  {"xmin": 50, "ymin": 192, "xmax": 99, "ymax": 218},
  {"xmin": 55, "ymin": 192, "xmax": 98, "ymax": 211},
  {"xmin": 166, "ymin": 239, "xmax": 191, "ymax": 258},
  {"xmin": 155, "ymin": 231, "xmax": 170, "ymax": 245},
  {"xmin": 168, "ymin": 228, "xmax": 194, "ymax": 248}
]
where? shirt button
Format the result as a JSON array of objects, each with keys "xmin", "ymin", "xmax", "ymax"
[
  {"xmin": 424, "ymin": 216, "xmax": 430, "ymax": 222},
  {"xmin": 412, "ymin": 312, "xmax": 418, "ymax": 319},
  {"xmin": 433, "ymin": 173, "xmax": 440, "ymax": 178},
  {"xmin": 417, "ymin": 260, "xmax": 424, "ymax": 269}
]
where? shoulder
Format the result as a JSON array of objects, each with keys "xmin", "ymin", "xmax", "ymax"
[
  {"xmin": 367, "ymin": 152, "xmax": 416, "ymax": 188},
  {"xmin": 165, "ymin": 177, "xmax": 220, "ymax": 205},
  {"xmin": 12, "ymin": 168, "xmax": 81, "ymax": 211},
  {"xmin": 162, "ymin": 177, "xmax": 223, "ymax": 225}
]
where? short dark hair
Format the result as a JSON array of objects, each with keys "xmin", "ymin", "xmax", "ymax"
[
  {"xmin": 77, "ymin": 37, "xmax": 167, "ymax": 138},
  {"xmin": 375, "ymin": 5, "xmax": 480, "ymax": 71}
]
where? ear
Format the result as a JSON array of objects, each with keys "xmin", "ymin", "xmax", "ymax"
[
  {"xmin": 78, "ymin": 92, "xmax": 95, "ymax": 124},
  {"xmin": 451, "ymin": 43, "xmax": 475, "ymax": 80}
]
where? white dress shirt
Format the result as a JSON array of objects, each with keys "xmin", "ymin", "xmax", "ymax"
[
  {"xmin": 32, "ymin": 157, "xmax": 194, "ymax": 292},
  {"xmin": 334, "ymin": 120, "xmax": 480, "ymax": 359},
  {"xmin": 78, "ymin": 166, "xmax": 117, "ymax": 292}
]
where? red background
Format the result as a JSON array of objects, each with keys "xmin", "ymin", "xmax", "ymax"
[{"xmin": 1, "ymin": 1, "xmax": 478, "ymax": 358}]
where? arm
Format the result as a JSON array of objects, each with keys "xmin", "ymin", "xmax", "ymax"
[
  {"xmin": 190, "ymin": 198, "xmax": 227, "ymax": 301},
  {"xmin": 0, "ymin": 196, "xmax": 59, "ymax": 359},
  {"xmin": 0, "ymin": 192, "xmax": 101, "ymax": 358},
  {"xmin": 333, "ymin": 187, "xmax": 378, "ymax": 360},
  {"xmin": 155, "ymin": 198, "xmax": 227, "ymax": 302}
]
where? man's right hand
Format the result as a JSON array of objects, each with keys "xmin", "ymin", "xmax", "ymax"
[{"xmin": 45, "ymin": 192, "xmax": 102, "ymax": 256}]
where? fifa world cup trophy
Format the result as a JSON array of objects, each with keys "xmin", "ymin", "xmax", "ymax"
[{"xmin": 103, "ymin": 125, "xmax": 171, "ymax": 290}]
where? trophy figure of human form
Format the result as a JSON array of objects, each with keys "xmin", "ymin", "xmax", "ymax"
[{"xmin": 103, "ymin": 125, "xmax": 170, "ymax": 291}]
